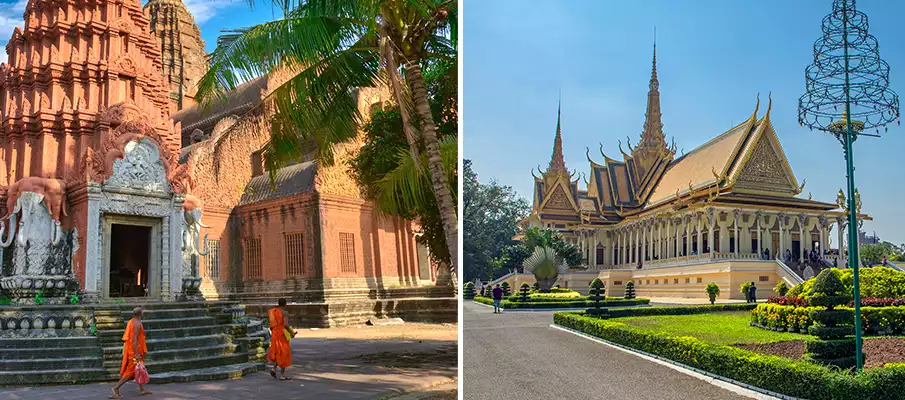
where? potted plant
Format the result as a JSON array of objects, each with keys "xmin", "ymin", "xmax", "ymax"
[
  {"xmin": 705, "ymin": 282, "xmax": 720, "ymax": 305},
  {"xmin": 774, "ymin": 281, "xmax": 790, "ymax": 297}
]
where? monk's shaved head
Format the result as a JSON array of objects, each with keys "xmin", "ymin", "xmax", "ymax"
[{"xmin": 133, "ymin": 307, "xmax": 143, "ymax": 318}]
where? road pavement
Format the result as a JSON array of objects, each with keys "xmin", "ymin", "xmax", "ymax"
[{"xmin": 463, "ymin": 302, "xmax": 749, "ymax": 400}]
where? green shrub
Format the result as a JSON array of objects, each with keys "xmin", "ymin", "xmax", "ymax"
[
  {"xmin": 463, "ymin": 282, "xmax": 476, "ymax": 300},
  {"xmin": 501, "ymin": 282, "xmax": 511, "ymax": 296},
  {"xmin": 789, "ymin": 267, "xmax": 905, "ymax": 299},
  {"xmin": 807, "ymin": 269, "xmax": 856, "ymax": 369},
  {"xmin": 740, "ymin": 281, "xmax": 753, "ymax": 297},
  {"xmin": 623, "ymin": 280, "xmax": 636, "ymax": 299},
  {"xmin": 0, "ymin": 295, "xmax": 10, "ymax": 306},
  {"xmin": 532, "ymin": 282, "xmax": 540, "ymax": 291},
  {"xmin": 33, "ymin": 290, "xmax": 47, "ymax": 306},
  {"xmin": 609, "ymin": 303, "xmax": 754, "ymax": 318},
  {"xmin": 774, "ymin": 281, "xmax": 790, "ymax": 297},
  {"xmin": 518, "ymin": 283, "xmax": 530, "ymax": 302},
  {"xmin": 586, "ymin": 278, "xmax": 608, "ymax": 317},
  {"xmin": 553, "ymin": 312, "xmax": 905, "ymax": 400},
  {"xmin": 705, "ymin": 282, "xmax": 720, "ymax": 305}
]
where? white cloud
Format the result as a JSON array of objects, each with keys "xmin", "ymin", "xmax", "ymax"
[
  {"xmin": 183, "ymin": 0, "xmax": 244, "ymax": 24},
  {"xmin": 0, "ymin": 0, "xmax": 27, "ymax": 64}
]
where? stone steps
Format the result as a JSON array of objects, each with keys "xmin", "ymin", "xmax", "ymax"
[
  {"xmin": 0, "ymin": 336, "xmax": 97, "ymax": 349},
  {"xmin": 102, "ymin": 343, "xmax": 238, "ymax": 362},
  {"xmin": 0, "ymin": 368, "xmax": 109, "ymax": 386},
  {"xmin": 147, "ymin": 361, "xmax": 265, "ymax": 384},
  {"xmin": 0, "ymin": 355, "xmax": 100, "ymax": 371},
  {"xmin": 101, "ymin": 352, "xmax": 250, "ymax": 375},
  {"xmin": 118, "ymin": 307, "xmax": 210, "ymax": 320},
  {"xmin": 140, "ymin": 316, "xmax": 218, "ymax": 330},
  {"xmin": 0, "ymin": 345, "xmax": 101, "ymax": 359},
  {"xmin": 98, "ymin": 324, "xmax": 229, "ymax": 341}
]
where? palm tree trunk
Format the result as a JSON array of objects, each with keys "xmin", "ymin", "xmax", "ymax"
[{"xmin": 404, "ymin": 62, "xmax": 458, "ymax": 289}]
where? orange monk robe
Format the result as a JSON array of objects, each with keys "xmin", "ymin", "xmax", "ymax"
[
  {"xmin": 267, "ymin": 308, "xmax": 292, "ymax": 368},
  {"xmin": 120, "ymin": 318, "xmax": 148, "ymax": 379}
]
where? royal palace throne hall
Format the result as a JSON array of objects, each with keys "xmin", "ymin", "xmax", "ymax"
[{"xmin": 506, "ymin": 45, "xmax": 867, "ymax": 300}]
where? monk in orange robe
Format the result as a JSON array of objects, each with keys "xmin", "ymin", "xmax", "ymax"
[
  {"xmin": 111, "ymin": 307, "xmax": 151, "ymax": 398},
  {"xmin": 268, "ymin": 298, "xmax": 295, "ymax": 380}
]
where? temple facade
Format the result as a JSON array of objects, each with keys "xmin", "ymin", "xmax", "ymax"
[
  {"xmin": 0, "ymin": 0, "xmax": 448, "ymax": 313},
  {"xmin": 511, "ymin": 45, "xmax": 868, "ymax": 299}
]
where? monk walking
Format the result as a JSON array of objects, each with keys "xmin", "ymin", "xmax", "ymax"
[
  {"xmin": 111, "ymin": 307, "xmax": 151, "ymax": 398},
  {"xmin": 268, "ymin": 298, "xmax": 295, "ymax": 380}
]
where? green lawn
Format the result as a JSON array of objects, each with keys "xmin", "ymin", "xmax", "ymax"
[{"xmin": 617, "ymin": 311, "xmax": 805, "ymax": 345}]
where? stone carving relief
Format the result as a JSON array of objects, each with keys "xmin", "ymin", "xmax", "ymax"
[
  {"xmin": 734, "ymin": 136, "xmax": 794, "ymax": 192},
  {"xmin": 106, "ymin": 139, "xmax": 170, "ymax": 193},
  {"xmin": 545, "ymin": 184, "xmax": 573, "ymax": 210},
  {"xmin": 114, "ymin": 55, "xmax": 138, "ymax": 77}
]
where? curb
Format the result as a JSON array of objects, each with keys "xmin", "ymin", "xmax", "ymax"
[
  {"xmin": 471, "ymin": 301, "xmax": 650, "ymax": 312},
  {"xmin": 549, "ymin": 324, "xmax": 803, "ymax": 400}
]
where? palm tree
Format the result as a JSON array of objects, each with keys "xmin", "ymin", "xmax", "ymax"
[{"xmin": 195, "ymin": 0, "xmax": 459, "ymax": 281}]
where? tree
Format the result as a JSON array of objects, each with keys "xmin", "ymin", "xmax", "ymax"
[
  {"xmin": 523, "ymin": 246, "xmax": 564, "ymax": 291},
  {"xmin": 462, "ymin": 159, "xmax": 529, "ymax": 282},
  {"xmin": 705, "ymin": 283, "xmax": 720, "ymax": 305},
  {"xmin": 860, "ymin": 241, "xmax": 903, "ymax": 265},
  {"xmin": 351, "ymin": 103, "xmax": 455, "ymax": 269},
  {"xmin": 196, "ymin": 0, "xmax": 460, "ymax": 282}
]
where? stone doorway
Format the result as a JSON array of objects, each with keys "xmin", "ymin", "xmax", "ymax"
[
  {"xmin": 109, "ymin": 224, "xmax": 151, "ymax": 297},
  {"xmin": 102, "ymin": 216, "xmax": 162, "ymax": 300}
]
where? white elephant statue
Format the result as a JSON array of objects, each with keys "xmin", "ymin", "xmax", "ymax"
[
  {"xmin": 182, "ymin": 208, "xmax": 210, "ymax": 257},
  {"xmin": 2, "ymin": 192, "xmax": 63, "ymax": 276}
]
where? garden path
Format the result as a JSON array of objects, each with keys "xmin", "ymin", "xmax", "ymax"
[{"xmin": 464, "ymin": 301, "xmax": 751, "ymax": 399}]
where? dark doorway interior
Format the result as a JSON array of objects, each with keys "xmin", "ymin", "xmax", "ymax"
[{"xmin": 109, "ymin": 224, "xmax": 151, "ymax": 298}]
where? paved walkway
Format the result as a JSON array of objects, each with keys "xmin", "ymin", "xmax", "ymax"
[
  {"xmin": 0, "ymin": 324, "xmax": 458, "ymax": 400},
  {"xmin": 463, "ymin": 302, "xmax": 749, "ymax": 400}
]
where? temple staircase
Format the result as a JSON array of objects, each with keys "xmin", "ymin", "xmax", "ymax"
[
  {"xmin": 95, "ymin": 302, "xmax": 267, "ymax": 384},
  {"xmin": 0, "ymin": 301, "xmax": 268, "ymax": 386}
]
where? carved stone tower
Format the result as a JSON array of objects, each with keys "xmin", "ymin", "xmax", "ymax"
[{"xmin": 143, "ymin": 0, "xmax": 208, "ymax": 113}]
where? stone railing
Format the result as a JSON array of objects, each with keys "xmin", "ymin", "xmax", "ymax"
[{"xmin": 609, "ymin": 251, "xmax": 773, "ymax": 270}]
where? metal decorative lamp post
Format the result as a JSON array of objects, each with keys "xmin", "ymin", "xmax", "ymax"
[{"xmin": 798, "ymin": 0, "xmax": 899, "ymax": 372}]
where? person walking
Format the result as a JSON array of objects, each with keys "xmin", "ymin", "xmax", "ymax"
[
  {"xmin": 268, "ymin": 298, "xmax": 296, "ymax": 380},
  {"xmin": 110, "ymin": 307, "xmax": 150, "ymax": 399},
  {"xmin": 491, "ymin": 284, "xmax": 504, "ymax": 314},
  {"xmin": 748, "ymin": 282, "xmax": 757, "ymax": 303}
]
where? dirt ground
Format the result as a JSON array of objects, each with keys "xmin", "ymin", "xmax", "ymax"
[
  {"xmin": 300, "ymin": 322, "xmax": 459, "ymax": 342},
  {"xmin": 735, "ymin": 337, "xmax": 905, "ymax": 368}
]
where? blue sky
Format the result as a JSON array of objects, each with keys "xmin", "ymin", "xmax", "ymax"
[
  {"xmin": 0, "ymin": 0, "xmax": 281, "ymax": 62},
  {"xmin": 464, "ymin": 0, "xmax": 905, "ymax": 246}
]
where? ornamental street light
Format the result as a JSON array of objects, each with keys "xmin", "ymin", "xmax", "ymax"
[{"xmin": 798, "ymin": 0, "xmax": 899, "ymax": 372}]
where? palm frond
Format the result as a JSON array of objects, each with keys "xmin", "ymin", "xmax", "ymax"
[{"xmin": 373, "ymin": 136, "xmax": 456, "ymax": 216}]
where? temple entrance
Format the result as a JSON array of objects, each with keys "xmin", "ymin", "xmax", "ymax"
[
  {"xmin": 108, "ymin": 224, "xmax": 151, "ymax": 298},
  {"xmin": 102, "ymin": 215, "xmax": 162, "ymax": 300}
]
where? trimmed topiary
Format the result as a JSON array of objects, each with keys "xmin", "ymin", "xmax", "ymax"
[
  {"xmin": 463, "ymin": 282, "xmax": 476, "ymax": 300},
  {"xmin": 805, "ymin": 269, "xmax": 858, "ymax": 369},
  {"xmin": 705, "ymin": 283, "xmax": 720, "ymax": 305},
  {"xmin": 518, "ymin": 283, "xmax": 530, "ymax": 302},
  {"xmin": 553, "ymin": 284, "xmax": 561, "ymax": 289},
  {"xmin": 586, "ymin": 278, "xmax": 608, "ymax": 318},
  {"xmin": 532, "ymin": 282, "xmax": 540, "ymax": 291},
  {"xmin": 501, "ymin": 282, "xmax": 511, "ymax": 296},
  {"xmin": 624, "ymin": 280, "xmax": 636, "ymax": 299}
]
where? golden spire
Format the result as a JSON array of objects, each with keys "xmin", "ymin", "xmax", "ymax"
[
  {"xmin": 547, "ymin": 96, "xmax": 567, "ymax": 174},
  {"xmin": 638, "ymin": 34, "xmax": 667, "ymax": 151}
]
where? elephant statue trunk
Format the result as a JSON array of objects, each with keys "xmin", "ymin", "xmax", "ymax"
[
  {"xmin": 194, "ymin": 232, "xmax": 210, "ymax": 256},
  {"xmin": 0, "ymin": 213, "xmax": 17, "ymax": 248}
]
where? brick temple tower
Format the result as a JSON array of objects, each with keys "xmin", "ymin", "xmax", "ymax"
[
  {"xmin": 0, "ymin": 0, "xmax": 180, "ymax": 184},
  {"xmin": 143, "ymin": 0, "xmax": 208, "ymax": 114}
]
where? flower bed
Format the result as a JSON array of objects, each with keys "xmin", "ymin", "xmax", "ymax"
[
  {"xmin": 553, "ymin": 311, "xmax": 905, "ymax": 400},
  {"xmin": 473, "ymin": 296, "xmax": 649, "ymax": 309},
  {"xmin": 751, "ymin": 303, "xmax": 905, "ymax": 335}
]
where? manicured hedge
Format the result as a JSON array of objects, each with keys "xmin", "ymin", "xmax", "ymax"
[
  {"xmin": 751, "ymin": 303, "xmax": 905, "ymax": 335},
  {"xmin": 553, "ymin": 312, "xmax": 905, "ymax": 400},
  {"xmin": 606, "ymin": 303, "xmax": 756, "ymax": 318},
  {"xmin": 473, "ymin": 296, "xmax": 649, "ymax": 309}
]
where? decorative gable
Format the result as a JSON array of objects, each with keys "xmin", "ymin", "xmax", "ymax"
[
  {"xmin": 732, "ymin": 133, "xmax": 796, "ymax": 194},
  {"xmin": 545, "ymin": 184, "xmax": 574, "ymax": 210}
]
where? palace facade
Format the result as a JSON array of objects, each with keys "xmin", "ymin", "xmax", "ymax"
[{"xmin": 511, "ymin": 45, "xmax": 867, "ymax": 299}]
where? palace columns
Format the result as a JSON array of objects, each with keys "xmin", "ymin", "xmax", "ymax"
[
  {"xmin": 684, "ymin": 216, "xmax": 692, "ymax": 256},
  {"xmin": 837, "ymin": 217, "xmax": 846, "ymax": 266},
  {"xmin": 667, "ymin": 219, "xmax": 673, "ymax": 258},
  {"xmin": 798, "ymin": 214, "xmax": 807, "ymax": 262},
  {"xmin": 696, "ymin": 214, "xmax": 703, "ymax": 254},
  {"xmin": 648, "ymin": 222, "xmax": 654, "ymax": 260},
  {"xmin": 733, "ymin": 210, "xmax": 739, "ymax": 256},
  {"xmin": 756, "ymin": 211, "xmax": 763, "ymax": 257},
  {"xmin": 778, "ymin": 213, "xmax": 786, "ymax": 258},
  {"xmin": 590, "ymin": 232, "xmax": 598, "ymax": 267},
  {"xmin": 707, "ymin": 209, "xmax": 716, "ymax": 255}
]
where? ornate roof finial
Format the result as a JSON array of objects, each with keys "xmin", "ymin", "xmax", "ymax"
[
  {"xmin": 637, "ymin": 31, "xmax": 667, "ymax": 153},
  {"xmin": 546, "ymin": 96, "xmax": 567, "ymax": 174}
]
